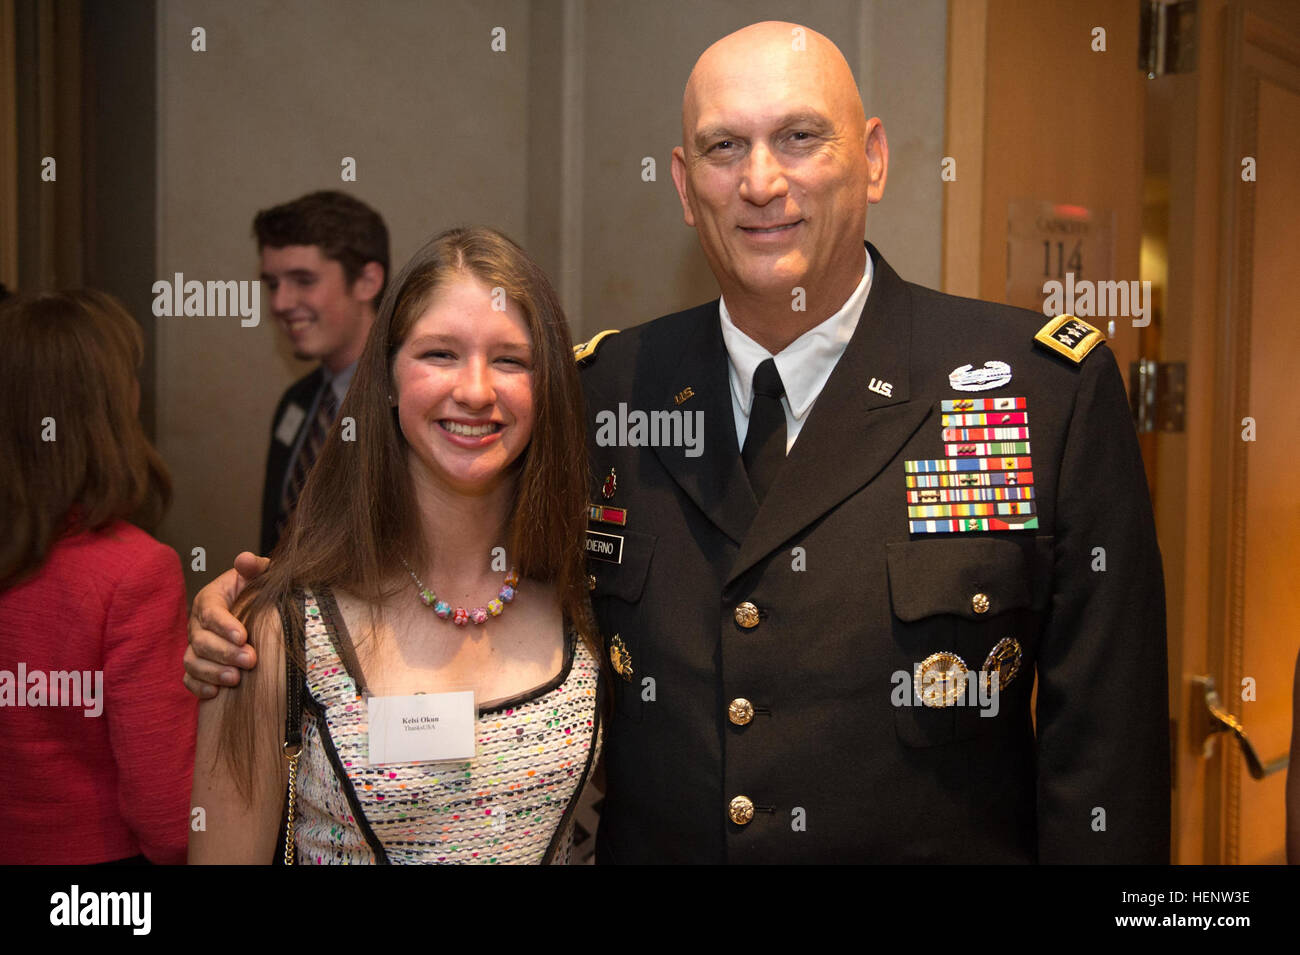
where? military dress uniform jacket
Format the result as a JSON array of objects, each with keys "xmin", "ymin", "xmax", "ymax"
[
  {"xmin": 580, "ymin": 243, "xmax": 1170, "ymax": 864},
  {"xmin": 259, "ymin": 367, "xmax": 325, "ymax": 556}
]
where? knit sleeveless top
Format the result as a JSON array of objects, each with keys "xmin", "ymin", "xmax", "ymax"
[{"xmin": 293, "ymin": 587, "xmax": 602, "ymax": 864}]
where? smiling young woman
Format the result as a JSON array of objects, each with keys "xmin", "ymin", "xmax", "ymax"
[
  {"xmin": 392, "ymin": 273, "xmax": 538, "ymax": 498},
  {"xmin": 188, "ymin": 227, "xmax": 604, "ymax": 865}
]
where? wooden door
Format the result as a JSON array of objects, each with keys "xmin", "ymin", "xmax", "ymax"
[
  {"xmin": 1190, "ymin": 1, "xmax": 1298, "ymax": 865},
  {"xmin": 945, "ymin": 0, "xmax": 1300, "ymax": 863},
  {"xmin": 1128, "ymin": 0, "xmax": 1297, "ymax": 865}
]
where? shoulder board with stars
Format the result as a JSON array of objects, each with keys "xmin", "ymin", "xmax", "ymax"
[
  {"xmin": 573, "ymin": 329, "xmax": 620, "ymax": 365},
  {"xmin": 1033, "ymin": 314, "xmax": 1105, "ymax": 364}
]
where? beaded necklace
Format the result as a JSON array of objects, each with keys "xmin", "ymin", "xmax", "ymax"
[{"xmin": 400, "ymin": 557, "xmax": 519, "ymax": 626}]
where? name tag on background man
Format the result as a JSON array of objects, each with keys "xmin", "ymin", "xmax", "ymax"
[
  {"xmin": 275, "ymin": 403, "xmax": 307, "ymax": 446},
  {"xmin": 367, "ymin": 690, "xmax": 476, "ymax": 765}
]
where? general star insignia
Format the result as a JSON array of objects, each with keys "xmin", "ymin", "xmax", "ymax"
[{"xmin": 1034, "ymin": 314, "xmax": 1104, "ymax": 364}]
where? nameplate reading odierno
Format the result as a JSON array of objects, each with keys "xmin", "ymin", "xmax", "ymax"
[{"xmin": 585, "ymin": 530, "xmax": 625, "ymax": 564}]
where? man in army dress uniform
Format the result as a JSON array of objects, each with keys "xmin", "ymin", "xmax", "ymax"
[{"xmin": 185, "ymin": 21, "xmax": 1170, "ymax": 863}]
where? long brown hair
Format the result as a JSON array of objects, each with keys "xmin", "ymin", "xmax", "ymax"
[
  {"xmin": 219, "ymin": 226, "xmax": 597, "ymax": 794},
  {"xmin": 0, "ymin": 290, "xmax": 172, "ymax": 589}
]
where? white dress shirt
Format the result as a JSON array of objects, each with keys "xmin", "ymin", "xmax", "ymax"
[{"xmin": 719, "ymin": 257, "xmax": 874, "ymax": 453}]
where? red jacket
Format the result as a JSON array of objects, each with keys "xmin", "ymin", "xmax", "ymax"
[{"xmin": 0, "ymin": 521, "xmax": 196, "ymax": 864}]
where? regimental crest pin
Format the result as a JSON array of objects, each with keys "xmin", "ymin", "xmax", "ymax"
[
  {"xmin": 949, "ymin": 361, "xmax": 1012, "ymax": 392},
  {"xmin": 609, "ymin": 634, "xmax": 633, "ymax": 682},
  {"xmin": 601, "ymin": 466, "xmax": 617, "ymax": 500}
]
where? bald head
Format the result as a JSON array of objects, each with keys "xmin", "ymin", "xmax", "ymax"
[
  {"xmin": 681, "ymin": 21, "xmax": 866, "ymax": 148},
  {"xmin": 669, "ymin": 20, "xmax": 887, "ymax": 351}
]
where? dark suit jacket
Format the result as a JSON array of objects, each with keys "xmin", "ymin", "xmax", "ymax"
[
  {"xmin": 260, "ymin": 368, "xmax": 325, "ymax": 556},
  {"xmin": 581, "ymin": 243, "xmax": 1170, "ymax": 863}
]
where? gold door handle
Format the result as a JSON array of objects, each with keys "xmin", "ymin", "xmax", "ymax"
[{"xmin": 1192, "ymin": 675, "xmax": 1289, "ymax": 779}]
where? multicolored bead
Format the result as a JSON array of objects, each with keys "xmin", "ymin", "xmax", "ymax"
[
  {"xmin": 452, "ymin": 608, "xmax": 469, "ymax": 626},
  {"xmin": 499, "ymin": 585, "xmax": 515, "ymax": 603},
  {"xmin": 419, "ymin": 588, "xmax": 437, "ymax": 607},
  {"xmin": 504, "ymin": 570, "xmax": 519, "ymax": 588},
  {"xmin": 433, "ymin": 600, "xmax": 451, "ymax": 619},
  {"xmin": 470, "ymin": 607, "xmax": 489, "ymax": 624},
  {"xmin": 487, "ymin": 598, "xmax": 504, "ymax": 617}
]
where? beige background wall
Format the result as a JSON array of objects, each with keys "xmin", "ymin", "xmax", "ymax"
[
  {"xmin": 153, "ymin": 0, "xmax": 947, "ymax": 594},
  {"xmin": 155, "ymin": 0, "xmax": 533, "ymax": 592},
  {"xmin": 569, "ymin": 0, "xmax": 946, "ymax": 335}
]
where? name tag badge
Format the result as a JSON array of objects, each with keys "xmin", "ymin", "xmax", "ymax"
[
  {"xmin": 275, "ymin": 403, "xmax": 307, "ymax": 446},
  {"xmin": 367, "ymin": 690, "xmax": 476, "ymax": 765},
  {"xmin": 585, "ymin": 530, "xmax": 624, "ymax": 563}
]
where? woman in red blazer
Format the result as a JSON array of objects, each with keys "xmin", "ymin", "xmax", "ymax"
[{"xmin": 0, "ymin": 290, "xmax": 196, "ymax": 864}]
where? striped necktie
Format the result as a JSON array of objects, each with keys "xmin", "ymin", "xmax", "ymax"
[{"xmin": 283, "ymin": 382, "xmax": 339, "ymax": 518}]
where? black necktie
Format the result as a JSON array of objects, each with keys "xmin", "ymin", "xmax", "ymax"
[{"xmin": 742, "ymin": 358, "xmax": 787, "ymax": 502}]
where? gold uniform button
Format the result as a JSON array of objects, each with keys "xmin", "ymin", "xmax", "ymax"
[
  {"xmin": 728, "ymin": 698, "xmax": 754, "ymax": 726},
  {"xmin": 734, "ymin": 602, "xmax": 761, "ymax": 629},
  {"xmin": 728, "ymin": 795, "xmax": 755, "ymax": 825},
  {"xmin": 587, "ymin": 574, "xmax": 597, "ymax": 591},
  {"xmin": 972, "ymin": 592, "xmax": 990, "ymax": 614}
]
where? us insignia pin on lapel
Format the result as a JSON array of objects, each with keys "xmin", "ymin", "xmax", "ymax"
[
  {"xmin": 674, "ymin": 386, "xmax": 695, "ymax": 405},
  {"xmin": 949, "ymin": 361, "xmax": 1012, "ymax": 392}
]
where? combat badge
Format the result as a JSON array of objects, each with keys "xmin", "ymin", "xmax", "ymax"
[
  {"xmin": 1034, "ymin": 314, "xmax": 1104, "ymax": 364},
  {"xmin": 948, "ymin": 360, "xmax": 1012, "ymax": 392},
  {"xmin": 609, "ymin": 634, "xmax": 633, "ymax": 682}
]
